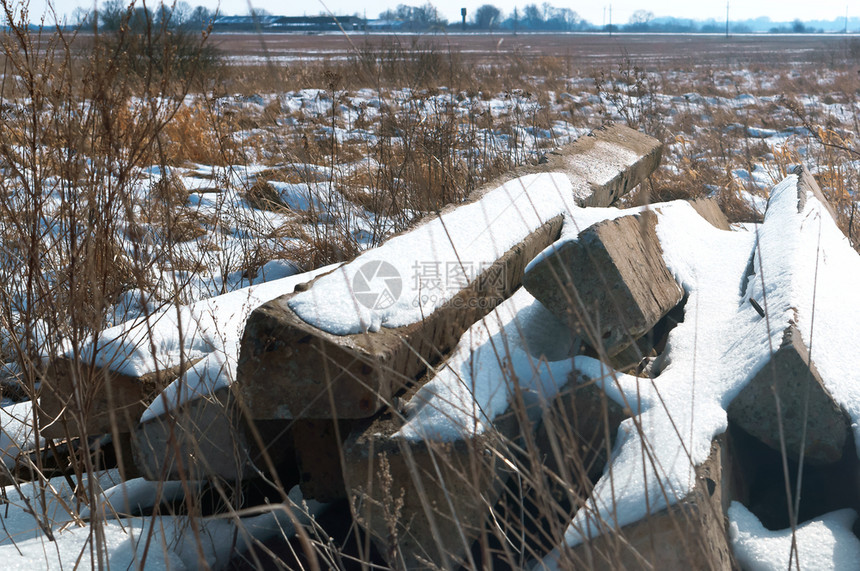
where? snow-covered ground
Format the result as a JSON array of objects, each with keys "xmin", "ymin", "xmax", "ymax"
[
  {"xmin": 0, "ymin": 471, "xmax": 323, "ymax": 570},
  {"xmin": 730, "ymin": 502, "xmax": 860, "ymax": 571}
]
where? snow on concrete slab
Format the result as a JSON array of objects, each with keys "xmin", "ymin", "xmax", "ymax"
[
  {"xmin": 288, "ymin": 172, "xmax": 578, "ymax": 335},
  {"xmin": 729, "ymin": 502, "xmax": 860, "ymax": 571},
  {"xmin": 75, "ymin": 264, "xmax": 337, "ymax": 382},
  {"xmin": 395, "ymin": 286, "xmax": 577, "ymax": 441},
  {"xmin": 535, "ymin": 202, "xmax": 758, "ymax": 561},
  {"xmin": 0, "ymin": 401, "xmax": 39, "ymax": 469},
  {"xmin": 393, "ymin": 200, "xmax": 673, "ymax": 441},
  {"xmin": 286, "ymin": 137, "xmax": 661, "ymax": 338},
  {"xmin": 394, "ymin": 198, "xmax": 752, "ymax": 524},
  {"xmin": 752, "ymin": 172, "xmax": 860, "ymax": 459},
  {"xmin": 132, "ymin": 265, "xmax": 339, "ymax": 422},
  {"xmin": 563, "ymin": 139, "xmax": 642, "ymax": 203},
  {"xmin": 383, "ymin": 212, "xmax": 635, "ymax": 432},
  {"xmin": 51, "ymin": 265, "xmax": 337, "ymax": 427},
  {"xmin": 538, "ymin": 172, "xmax": 860, "ymax": 565},
  {"xmin": 393, "ymin": 284, "xmax": 660, "ymax": 444}
]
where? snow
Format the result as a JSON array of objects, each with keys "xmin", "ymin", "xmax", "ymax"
[
  {"xmin": 0, "ymin": 401, "xmax": 39, "ymax": 468},
  {"xmin": 48, "ymin": 260, "xmax": 337, "ymax": 424},
  {"xmin": 0, "ymin": 501, "xmax": 318, "ymax": 570},
  {"xmin": 564, "ymin": 139, "xmax": 641, "ymax": 202},
  {"xmin": 0, "ymin": 470, "xmax": 124, "ymax": 547},
  {"xmin": 524, "ymin": 206, "xmax": 634, "ymax": 272},
  {"xmin": 0, "ymin": 518, "xmax": 185, "ymax": 570},
  {"xmin": 729, "ymin": 502, "xmax": 860, "ymax": 571},
  {"xmin": 270, "ymin": 181, "xmax": 333, "ymax": 213},
  {"xmin": 393, "ymin": 276, "xmax": 679, "ymax": 443},
  {"xmin": 0, "ymin": 472, "xmax": 324, "ymax": 570},
  {"xmin": 79, "ymin": 478, "xmax": 192, "ymax": 520},
  {"xmin": 396, "ymin": 287, "xmax": 577, "ymax": 441},
  {"xmin": 289, "ymin": 172, "xmax": 578, "ymax": 335}
]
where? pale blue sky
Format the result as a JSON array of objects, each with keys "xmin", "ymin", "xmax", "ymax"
[{"xmin": 29, "ymin": 0, "xmax": 859, "ymax": 27}]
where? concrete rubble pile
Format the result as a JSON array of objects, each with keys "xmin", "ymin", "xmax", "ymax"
[{"xmin": 36, "ymin": 124, "xmax": 860, "ymax": 570}]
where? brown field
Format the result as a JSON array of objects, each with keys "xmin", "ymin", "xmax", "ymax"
[{"xmin": 209, "ymin": 31, "xmax": 860, "ymax": 67}]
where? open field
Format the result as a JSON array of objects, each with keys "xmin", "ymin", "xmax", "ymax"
[
  {"xmin": 208, "ymin": 32, "xmax": 860, "ymax": 67},
  {"xmin": 0, "ymin": 21, "xmax": 858, "ymax": 569}
]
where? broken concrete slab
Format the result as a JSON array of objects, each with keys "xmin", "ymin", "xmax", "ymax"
[
  {"xmin": 538, "ymin": 124, "xmax": 663, "ymax": 207},
  {"xmin": 727, "ymin": 167, "xmax": 851, "ymax": 465},
  {"xmin": 533, "ymin": 371, "xmax": 628, "ymax": 498},
  {"xmin": 523, "ymin": 210, "xmax": 684, "ymax": 358},
  {"xmin": 39, "ymin": 357, "xmax": 194, "ymax": 440},
  {"xmin": 238, "ymin": 216, "xmax": 564, "ymax": 420},
  {"xmin": 343, "ymin": 361, "xmax": 628, "ymax": 570},
  {"xmin": 331, "ymin": 281, "xmax": 576, "ymax": 567},
  {"xmin": 40, "ymin": 264, "xmax": 336, "ymax": 442},
  {"xmin": 471, "ymin": 124, "xmax": 661, "ymax": 209},
  {"xmin": 727, "ymin": 324, "xmax": 848, "ymax": 465},
  {"xmin": 562, "ymin": 437, "xmax": 735, "ymax": 570},
  {"xmin": 687, "ymin": 197, "xmax": 731, "ymax": 230},
  {"xmin": 482, "ymin": 372, "xmax": 629, "ymax": 562},
  {"xmin": 132, "ymin": 385, "xmax": 252, "ymax": 481},
  {"xmin": 132, "ymin": 387, "xmax": 299, "ymax": 483},
  {"xmin": 292, "ymin": 418, "xmax": 354, "ymax": 502},
  {"xmin": 343, "ymin": 410, "xmax": 520, "ymax": 570}
]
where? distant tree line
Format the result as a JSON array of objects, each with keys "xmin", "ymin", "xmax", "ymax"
[
  {"xmin": 69, "ymin": 1, "xmax": 219, "ymax": 79},
  {"xmin": 71, "ymin": 0, "xmax": 216, "ymax": 31},
  {"xmin": 373, "ymin": 3, "xmax": 858, "ymax": 33},
  {"xmin": 61, "ymin": 1, "xmax": 860, "ymax": 35},
  {"xmin": 377, "ymin": 3, "xmax": 448, "ymax": 31},
  {"xmin": 376, "ymin": 2, "xmax": 588, "ymax": 31}
]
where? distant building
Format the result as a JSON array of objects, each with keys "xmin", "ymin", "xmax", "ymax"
[
  {"xmin": 365, "ymin": 19, "xmax": 405, "ymax": 31},
  {"xmin": 213, "ymin": 15, "xmax": 366, "ymax": 32},
  {"xmin": 212, "ymin": 15, "xmax": 279, "ymax": 31}
]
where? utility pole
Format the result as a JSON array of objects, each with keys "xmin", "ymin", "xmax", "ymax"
[
  {"xmin": 846, "ymin": 5, "xmax": 849, "ymax": 34},
  {"xmin": 725, "ymin": 1, "xmax": 729, "ymax": 38},
  {"xmin": 609, "ymin": 4, "xmax": 612, "ymax": 36}
]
